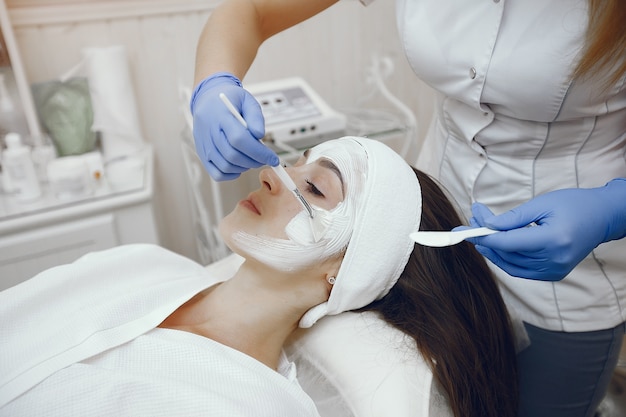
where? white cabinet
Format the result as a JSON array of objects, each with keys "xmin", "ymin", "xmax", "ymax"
[{"xmin": 0, "ymin": 148, "xmax": 158, "ymax": 290}]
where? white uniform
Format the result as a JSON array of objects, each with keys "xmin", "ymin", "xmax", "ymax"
[
  {"xmin": 0, "ymin": 244, "xmax": 320, "ymax": 417},
  {"xmin": 393, "ymin": 0, "xmax": 626, "ymax": 332}
]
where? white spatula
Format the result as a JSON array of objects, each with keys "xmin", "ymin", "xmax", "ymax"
[{"xmin": 410, "ymin": 227, "xmax": 498, "ymax": 247}]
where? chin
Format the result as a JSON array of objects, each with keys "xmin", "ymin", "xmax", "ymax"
[
  {"xmin": 217, "ymin": 219, "xmax": 255, "ymax": 259},
  {"xmin": 216, "ymin": 217, "xmax": 234, "ymax": 246}
]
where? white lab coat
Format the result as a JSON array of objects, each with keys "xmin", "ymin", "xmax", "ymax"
[
  {"xmin": 394, "ymin": 0, "xmax": 626, "ymax": 332},
  {"xmin": 0, "ymin": 244, "xmax": 320, "ymax": 416}
]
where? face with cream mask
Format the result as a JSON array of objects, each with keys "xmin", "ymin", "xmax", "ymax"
[{"xmin": 219, "ymin": 139, "xmax": 369, "ymax": 272}]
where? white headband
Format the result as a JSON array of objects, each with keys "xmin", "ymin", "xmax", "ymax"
[{"xmin": 299, "ymin": 137, "xmax": 422, "ymax": 328}]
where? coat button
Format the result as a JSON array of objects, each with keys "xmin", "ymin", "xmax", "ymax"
[
  {"xmin": 469, "ymin": 67, "xmax": 477, "ymax": 79},
  {"xmin": 493, "ymin": 0, "xmax": 500, "ymax": 3}
]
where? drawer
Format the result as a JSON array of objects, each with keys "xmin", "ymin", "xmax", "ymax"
[{"xmin": 0, "ymin": 214, "xmax": 118, "ymax": 290}]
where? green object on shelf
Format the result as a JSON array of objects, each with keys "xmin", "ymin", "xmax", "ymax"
[{"xmin": 32, "ymin": 77, "xmax": 97, "ymax": 156}]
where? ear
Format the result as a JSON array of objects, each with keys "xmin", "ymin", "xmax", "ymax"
[
  {"xmin": 324, "ymin": 264, "xmax": 340, "ymax": 288},
  {"xmin": 321, "ymin": 254, "xmax": 342, "ymax": 289}
]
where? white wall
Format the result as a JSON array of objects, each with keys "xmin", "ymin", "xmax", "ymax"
[{"xmin": 7, "ymin": 0, "xmax": 435, "ymax": 262}]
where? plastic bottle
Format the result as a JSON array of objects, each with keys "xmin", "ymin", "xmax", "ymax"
[
  {"xmin": 2, "ymin": 132, "xmax": 41, "ymax": 201},
  {"xmin": 0, "ymin": 71, "xmax": 29, "ymax": 138},
  {"xmin": 31, "ymin": 134, "xmax": 57, "ymax": 183}
]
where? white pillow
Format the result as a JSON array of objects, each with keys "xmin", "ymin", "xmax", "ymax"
[{"xmin": 285, "ymin": 311, "xmax": 453, "ymax": 417}]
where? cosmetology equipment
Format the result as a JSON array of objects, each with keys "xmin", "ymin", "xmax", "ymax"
[
  {"xmin": 1, "ymin": 132, "xmax": 41, "ymax": 201},
  {"xmin": 340, "ymin": 55, "xmax": 417, "ymax": 160},
  {"xmin": 246, "ymin": 77, "xmax": 347, "ymax": 154}
]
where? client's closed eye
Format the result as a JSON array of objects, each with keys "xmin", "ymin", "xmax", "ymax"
[{"xmin": 305, "ymin": 179, "xmax": 324, "ymax": 197}]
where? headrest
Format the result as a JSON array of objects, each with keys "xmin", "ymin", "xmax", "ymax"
[{"xmin": 286, "ymin": 312, "xmax": 453, "ymax": 417}]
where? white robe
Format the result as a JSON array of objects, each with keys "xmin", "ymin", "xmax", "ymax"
[{"xmin": 0, "ymin": 244, "xmax": 319, "ymax": 417}]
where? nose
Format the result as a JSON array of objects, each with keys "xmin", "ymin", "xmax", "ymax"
[{"xmin": 259, "ymin": 167, "xmax": 282, "ymax": 195}]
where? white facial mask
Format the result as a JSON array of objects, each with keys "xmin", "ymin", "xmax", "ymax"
[{"xmin": 231, "ymin": 140, "xmax": 368, "ymax": 271}]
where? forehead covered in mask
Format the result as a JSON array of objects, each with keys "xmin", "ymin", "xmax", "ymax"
[{"xmin": 285, "ymin": 138, "xmax": 370, "ymax": 247}]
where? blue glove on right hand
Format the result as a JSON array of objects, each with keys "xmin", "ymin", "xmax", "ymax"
[
  {"xmin": 462, "ymin": 179, "xmax": 626, "ymax": 281},
  {"xmin": 191, "ymin": 72, "xmax": 279, "ymax": 181}
]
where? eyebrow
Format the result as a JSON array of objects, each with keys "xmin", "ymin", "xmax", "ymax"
[{"xmin": 304, "ymin": 149, "xmax": 345, "ymax": 197}]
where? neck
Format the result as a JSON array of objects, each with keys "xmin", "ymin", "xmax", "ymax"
[{"xmin": 160, "ymin": 260, "xmax": 328, "ymax": 370}]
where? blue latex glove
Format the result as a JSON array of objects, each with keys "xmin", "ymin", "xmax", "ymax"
[
  {"xmin": 190, "ymin": 72, "xmax": 279, "ymax": 181},
  {"xmin": 459, "ymin": 179, "xmax": 626, "ymax": 281}
]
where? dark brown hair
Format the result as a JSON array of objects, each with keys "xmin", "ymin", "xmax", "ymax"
[
  {"xmin": 573, "ymin": 0, "xmax": 626, "ymax": 88},
  {"xmin": 361, "ymin": 169, "xmax": 518, "ymax": 417}
]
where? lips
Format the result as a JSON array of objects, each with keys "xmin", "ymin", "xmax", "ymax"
[{"xmin": 240, "ymin": 194, "xmax": 261, "ymax": 215}]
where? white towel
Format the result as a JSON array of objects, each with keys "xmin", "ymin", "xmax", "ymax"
[
  {"xmin": 0, "ymin": 245, "xmax": 317, "ymax": 416},
  {"xmin": 300, "ymin": 137, "xmax": 422, "ymax": 327},
  {"xmin": 3, "ymin": 327, "xmax": 317, "ymax": 417},
  {"xmin": 0, "ymin": 244, "xmax": 211, "ymax": 407}
]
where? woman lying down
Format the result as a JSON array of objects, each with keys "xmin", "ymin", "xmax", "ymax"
[{"xmin": 0, "ymin": 137, "xmax": 518, "ymax": 417}]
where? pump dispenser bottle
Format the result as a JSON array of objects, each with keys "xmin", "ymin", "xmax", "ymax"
[{"xmin": 2, "ymin": 132, "xmax": 41, "ymax": 201}]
